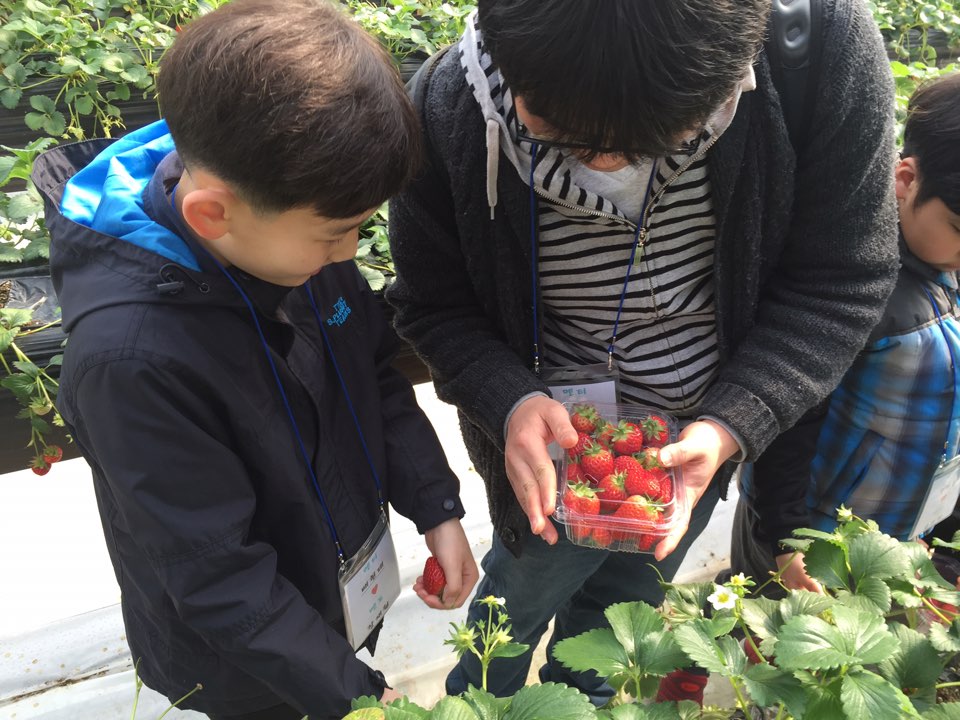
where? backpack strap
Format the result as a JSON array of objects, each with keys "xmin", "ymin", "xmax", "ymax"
[
  {"xmin": 766, "ymin": 0, "xmax": 824, "ymax": 152},
  {"xmin": 407, "ymin": 44, "xmax": 453, "ymax": 112}
]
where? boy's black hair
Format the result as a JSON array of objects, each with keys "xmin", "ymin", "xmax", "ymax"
[
  {"xmin": 157, "ymin": 0, "xmax": 420, "ymax": 218},
  {"xmin": 477, "ymin": 0, "xmax": 769, "ymax": 161},
  {"xmin": 903, "ymin": 72, "xmax": 960, "ymax": 215}
]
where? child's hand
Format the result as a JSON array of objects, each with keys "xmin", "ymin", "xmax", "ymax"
[
  {"xmin": 776, "ymin": 551, "xmax": 824, "ymax": 593},
  {"xmin": 380, "ymin": 687, "xmax": 403, "ymax": 704},
  {"xmin": 654, "ymin": 419, "xmax": 739, "ymax": 560},
  {"xmin": 417, "ymin": 518, "xmax": 479, "ymax": 609}
]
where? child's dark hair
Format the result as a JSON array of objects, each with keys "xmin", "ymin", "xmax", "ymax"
[
  {"xmin": 157, "ymin": 0, "xmax": 420, "ymax": 219},
  {"xmin": 477, "ymin": 0, "xmax": 769, "ymax": 161},
  {"xmin": 903, "ymin": 72, "xmax": 960, "ymax": 215}
]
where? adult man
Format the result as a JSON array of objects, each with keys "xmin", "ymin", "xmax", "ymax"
[{"xmin": 388, "ymin": 0, "xmax": 898, "ymax": 703}]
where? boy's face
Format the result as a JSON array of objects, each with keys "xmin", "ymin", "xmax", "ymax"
[
  {"xmin": 217, "ymin": 203, "xmax": 376, "ymax": 287},
  {"xmin": 177, "ymin": 171, "xmax": 376, "ymax": 286},
  {"xmin": 896, "ymin": 157, "xmax": 960, "ymax": 271}
]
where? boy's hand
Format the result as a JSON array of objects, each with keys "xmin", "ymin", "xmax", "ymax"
[
  {"xmin": 654, "ymin": 419, "xmax": 739, "ymax": 560},
  {"xmin": 504, "ymin": 395, "xmax": 579, "ymax": 545},
  {"xmin": 417, "ymin": 518, "xmax": 479, "ymax": 609},
  {"xmin": 380, "ymin": 687, "xmax": 403, "ymax": 704},
  {"xmin": 776, "ymin": 551, "xmax": 824, "ymax": 593}
]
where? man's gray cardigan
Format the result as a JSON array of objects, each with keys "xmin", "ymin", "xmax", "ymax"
[{"xmin": 387, "ymin": 0, "xmax": 900, "ymax": 556}]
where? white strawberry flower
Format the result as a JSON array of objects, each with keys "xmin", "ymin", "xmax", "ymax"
[{"xmin": 707, "ymin": 584, "xmax": 737, "ymax": 611}]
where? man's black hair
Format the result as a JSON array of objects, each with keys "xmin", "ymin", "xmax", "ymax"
[
  {"xmin": 477, "ymin": 0, "xmax": 769, "ymax": 161},
  {"xmin": 903, "ymin": 72, "xmax": 960, "ymax": 215},
  {"xmin": 158, "ymin": 0, "xmax": 420, "ymax": 218}
]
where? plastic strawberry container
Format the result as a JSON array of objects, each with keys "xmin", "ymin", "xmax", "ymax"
[{"xmin": 553, "ymin": 402, "xmax": 686, "ymax": 553}]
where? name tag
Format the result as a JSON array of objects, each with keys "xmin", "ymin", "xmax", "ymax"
[
  {"xmin": 911, "ymin": 454, "xmax": 960, "ymax": 540},
  {"xmin": 338, "ymin": 513, "xmax": 401, "ymax": 650}
]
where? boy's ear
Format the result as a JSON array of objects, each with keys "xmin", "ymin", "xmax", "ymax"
[
  {"xmin": 894, "ymin": 156, "xmax": 919, "ymax": 204},
  {"xmin": 180, "ymin": 187, "xmax": 234, "ymax": 241}
]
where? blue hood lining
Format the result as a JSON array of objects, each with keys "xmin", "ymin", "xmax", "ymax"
[{"xmin": 60, "ymin": 120, "xmax": 200, "ymax": 271}]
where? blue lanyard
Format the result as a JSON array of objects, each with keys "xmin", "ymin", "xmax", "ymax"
[
  {"xmin": 171, "ymin": 192, "xmax": 383, "ymax": 565},
  {"xmin": 923, "ymin": 285, "xmax": 960, "ymax": 463},
  {"xmin": 527, "ymin": 149, "xmax": 658, "ymax": 374}
]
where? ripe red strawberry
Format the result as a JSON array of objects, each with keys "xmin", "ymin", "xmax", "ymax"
[
  {"xmin": 562, "ymin": 482, "xmax": 601, "ymax": 516},
  {"xmin": 641, "ymin": 415, "xmax": 669, "ymax": 447},
  {"xmin": 614, "ymin": 455, "xmax": 644, "ymax": 484},
  {"xmin": 566, "ymin": 461, "xmax": 586, "ymax": 484},
  {"xmin": 42, "ymin": 445, "xmax": 63, "ymax": 464},
  {"xmin": 613, "ymin": 495, "xmax": 661, "ymax": 524},
  {"xmin": 657, "ymin": 475, "xmax": 675, "ymax": 504},
  {"xmin": 611, "ymin": 421, "xmax": 644, "ymax": 455},
  {"xmin": 31, "ymin": 456, "xmax": 50, "ymax": 476},
  {"xmin": 636, "ymin": 448, "xmax": 666, "ymax": 474},
  {"xmin": 624, "ymin": 466, "xmax": 661, "ymax": 499},
  {"xmin": 422, "ymin": 556, "xmax": 446, "ymax": 596},
  {"xmin": 569, "ymin": 404, "xmax": 600, "ymax": 434},
  {"xmin": 580, "ymin": 443, "xmax": 614, "ymax": 482},
  {"xmin": 567, "ymin": 431, "xmax": 595, "ymax": 459},
  {"xmin": 591, "ymin": 526, "xmax": 614, "ymax": 548},
  {"xmin": 596, "ymin": 471, "xmax": 628, "ymax": 513},
  {"xmin": 593, "ymin": 420, "xmax": 616, "ymax": 449}
]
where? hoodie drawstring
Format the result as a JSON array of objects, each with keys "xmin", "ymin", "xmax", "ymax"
[{"xmin": 485, "ymin": 118, "xmax": 500, "ymax": 219}]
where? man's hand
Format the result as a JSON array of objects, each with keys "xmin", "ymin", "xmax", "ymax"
[
  {"xmin": 776, "ymin": 551, "xmax": 823, "ymax": 593},
  {"xmin": 504, "ymin": 395, "xmax": 579, "ymax": 545},
  {"xmin": 654, "ymin": 419, "xmax": 739, "ymax": 560},
  {"xmin": 380, "ymin": 687, "xmax": 403, "ymax": 704},
  {"xmin": 416, "ymin": 518, "xmax": 479, "ymax": 609}
]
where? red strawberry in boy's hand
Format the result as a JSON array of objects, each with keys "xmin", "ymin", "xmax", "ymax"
[
  {"xmin": 614, "ymin": 455, "xmax": 644, "ymax": 485},
  {"xmin": 657, "ymin": 475, "xmax": 674, "ymax": 504},
  {"xmin": 580, "ymin": 443, "xmax": 614, "ymax": 481},
  {"xmin": 569, "ymin": 404, "xmax": 600, "ymax": 434},
  {"xmin": 591, "ymin": 526, "xmax": 614, "ymax": 548},
  {"xmin": 641, "ymin": 415, "xmax": 669, "ymax": 447},
  {"xmin": 611, "ymin": 421, "xmax": 644, "ymax": 455},
  {"xmin": 566, "ymin": 461, "xmax": 586, "ymax": 484},
  {"xmin": 596, "ymin": 471, "xmax": 628, "ymax": 513},
  {"xmin": 624, "ymin": 468, "xmax": 662, "ymax": 500},
  {"xmin": 422, "ymin": 556, "xmax": 446, "ymax": 597}
]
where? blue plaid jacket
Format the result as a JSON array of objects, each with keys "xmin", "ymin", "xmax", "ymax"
[{"xmin": 807, "ymin": 244, "xmax": 960, "ymax": 539}]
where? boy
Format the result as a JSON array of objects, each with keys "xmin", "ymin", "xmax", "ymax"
[
  {"xmin": 734, "ymin": 71, "xmax": 960, "ymax": 593},
  {"xmin": 32, "ymin": 1, "xmax": 478, "ymax": 718}
]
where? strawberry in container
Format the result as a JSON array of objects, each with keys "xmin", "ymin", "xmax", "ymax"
[{"xmin": 554, "ymin": 402, "xmax": 687, "ymax": 553}]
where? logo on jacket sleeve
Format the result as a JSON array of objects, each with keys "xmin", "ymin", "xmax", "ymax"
[{"xmin": 327, "ymin": 297, "xmax": 352, "ymax": 326}]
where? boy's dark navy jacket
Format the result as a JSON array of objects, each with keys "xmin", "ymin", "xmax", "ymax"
[{"xmin": 33, "ymin": 122, "xmax": 465, "ymax": 718}]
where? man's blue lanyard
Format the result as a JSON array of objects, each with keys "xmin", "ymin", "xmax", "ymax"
[
  {"xmin": 923, "ymin": 285, "xmax": 960, "ymax": 464},
  {"xmin": 171, "ymin": 191, "xmax": 383, "ymax": 565},
  {"xmin": 527, "ymin": 146, "xmax": 657, "ymax": 374}
]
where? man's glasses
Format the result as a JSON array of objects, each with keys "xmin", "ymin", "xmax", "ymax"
[{"xmin": 512, "ymin": 111, "xmax": 706, "ymax": 159}]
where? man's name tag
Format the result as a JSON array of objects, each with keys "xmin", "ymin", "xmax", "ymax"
[
  {"xmin": 338, "ymin": 513, "xmax": 401, "ymax": 650},
  {"xmin": 912, "ymin": 454, "xmax": 960, "ymax": 540}
]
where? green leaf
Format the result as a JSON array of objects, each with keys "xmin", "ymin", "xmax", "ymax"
[
  {"xmin": 803, "ymin": 540, "xmax": 851, "ymax": 590},
  {"xmin": 923, "ymin": 703, "xmax": 960, "ymax": 719},
  {"xmin": 12, "ymin": 360, "xmax": 39, "ymax": 378},
  {"xmin": 2, "ymin": 308, "xmax": 35, "ymax": 329},
  {"xmin": 2, "ymin": 62, "xmax": 26, "ymax": 85},
  {"xmin": 877, "ymin": 624, "xmax": 944, "ymax": 694},
  {"xmin": 673, "ymin": 619, "xmax": 746, "ymax": 677},
  {"xmin": 891, "ymin": 60, "xmax": 911, "ymax": 77},
  {"xmin": 774, "ymin": 615, "xmax": 855, "ymax": 671},
  {"xmin": 841, "ymin": 669, "xmax": 918, "ymax": 720},
  {"xmin": 384, "ymin": 700, "xmax": 431, "ymax": 720},
  {"xmin": 831, "ymin": 605, "xmax": 900, "ymax": 666},
  {"xmin": 430, "ymin": 696, "xmax": 481, "ymax": 720},
  {"xmin": 24, "ymin": 112, "xmax": 46, "ymax": 131},
  {"xmin": 929, "ymin": 618, "xmax": 960, "ymax": 653},
  {"xmin": 848, "ymin": 531, "xmax": 910, "ymax": 583},
  {"xmin": 488, "ymin": 642, "xmax": 529, "ymax": 660},
  {"xmin": 605, "ymin": 602, "xmax": 664, "ymax": 654},
  {"xmin": 852, "ymin": 575, "xmax": 892, "ymax": 612},
  {"xmin": 805, "ymin": 685, "xmax": 848, "ymax": 720},
  {"xmin": 778, "ymin": 590, "xmax": 834, "ymax": 623},
  {"xmin": 739, "ymin": 596, "xmax": 780, "ymax": 644},
  {"xmin": 502, "ymin": 683, "xmax": 597, "ymax": 720},
  {"xmin": 461, "ymin": 686, "xmax": 503, "ymax": 720},
  {"xmin": 7, "ymin": 192, "xmax": 42, "ymax": 220},
  {"xmin": 610, "ymin": 704, "xmax": 681, "ymax": 720},
  {"xmin": 743, "ymin": 663, "xmax": 807, "ymax": 717},
  {"xmin": 553, "ymin": 628, "xmax": 630, "ymax": 678},
  {"xmin": 101, "ymin": 53, "xmax": 129, "ymax": 73},
  {"xmin": 0, "ymin": 327, "xmax": 15, "ymax": 354},
  {"xmin": 29, "ymin": 94, "xmax": 56, "ymax": 113},
  {"xmin": 661, "ymin": 581, "xmax": 713, "ymax": 623},
  {"xmin": 42, "ymin": 110, "xmax": 66, "ymax": 136},
  {"xmin": 74, "ymin": 94, "xmax": 94, "ymax": 115},
  {"xmin": 792, "ymin": 527, "xmax": 841, "ymax": 542},
  {"xmin": 0, "ymin": 87, "xmax": 22, "ymax": 110}
]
